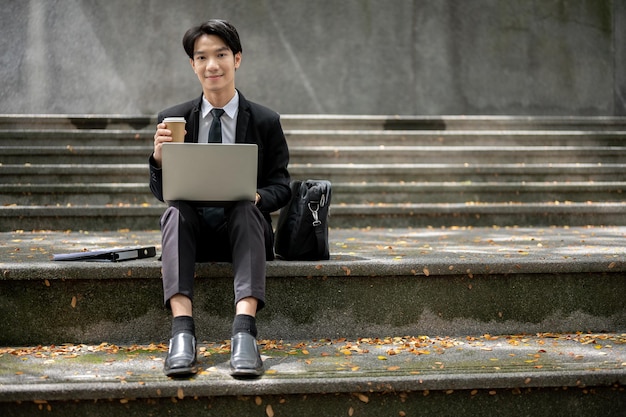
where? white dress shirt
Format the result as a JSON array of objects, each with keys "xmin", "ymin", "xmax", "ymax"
[{"xmin": 198, "ymin": 91, "xmax": 239, "ymax": 144}]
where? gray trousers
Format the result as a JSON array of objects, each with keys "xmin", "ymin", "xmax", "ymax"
[{"xmin": 160, "ymin": 200, "xmax": 272, "ymax": 311}]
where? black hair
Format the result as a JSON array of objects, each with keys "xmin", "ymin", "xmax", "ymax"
[{"xmin": 182, "ymin": 19, "xmax": 242, "ymax": 59}]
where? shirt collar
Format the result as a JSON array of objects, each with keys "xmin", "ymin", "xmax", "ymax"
[{"xmin": 201, "ymin": 91, "xmax": 239, "ymax": 120}]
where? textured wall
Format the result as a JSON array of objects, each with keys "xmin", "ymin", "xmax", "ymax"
[{"xmin": 0, "ymin": 0, "xmax": 623, "ymax": 116}]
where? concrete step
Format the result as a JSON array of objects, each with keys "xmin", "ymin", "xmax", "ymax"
[
  {"xmin": 0, "ymin": 129, "xmax": 154, "ymax": 146},
  {"xmin": 0, "ymin": 114, "xmax": 154, "ymax": 130},
  {"xmin": 3, "ymin": 145, "xmax": 625, "ymax": 165},
  {"xmin": 2, "ymin": 163, "xmax": 623, "ymax": 185},
  {"xmin": 0, "ymin": 183, "xmax": 153, "ymax": 206},
  {"xmin": 3, "ymin": 114, "xmax": 626, "ymax": 131},
  {"xmin": 0, "ymin": 205, "xmax": 163, "ymax": 231},
  {"xmin": 0, "ymin": 164, "xmax": 148, "ymax": 184},
  {"xmin": 284, "ymin": 130, "xmax": 626, "ymax": 146},
  {"xmin": 1, "ymin": 226, "xmax": 624, "ymax": 346},
  {"xmin": 289, "ymin": 145, "xmax": 626, "ymax": 164},
  {"xmin": 0, "ymin": 333, "xmax": 624, "ymax": 416},
  {"xmin": 0, "ymin": 202, "xmax": 624, "ymax": 231},
  {"xmin": 288, "ymin": 163, "xmax": 626, "ymax": 183},
  {"xmin": 332, "ymin": 182, "xmax": 626, "ymax": 204},
  {"xmin": 2, "ymin": 129, "xmax": 625, "ymax": 147},
  {"xmin": 330, "ymin": 202, "xmax": 626, "ymax": 227},
  {"xmin": 2, "ymin": 182, "xmax": 624, "ymax": 206},
  {"xmin": 280, "ymin": 114, "xmax": 626, "ymax": 131},
  {"xmin": 0, "ymin": 146, "xmax": 151, "ymax": 164}
]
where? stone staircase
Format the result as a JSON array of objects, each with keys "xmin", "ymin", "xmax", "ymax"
[
  {"xmin": 0, "ymin": 114, "xmax": 624, "ymax": 416},
  {"xmin": 0, "ymin": 114, "xmax": 625, "ymax": 230}
]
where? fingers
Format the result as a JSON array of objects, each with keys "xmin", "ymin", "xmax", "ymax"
[
  {"xmin": 154, "ymin": 123, "xmax": 172, "ymax": 145},
  {"xmin": 153, "ymin": 123, "xmax": 172, "ymax": 165}
]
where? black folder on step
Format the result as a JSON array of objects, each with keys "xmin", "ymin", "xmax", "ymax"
[{"xmin": 52, "ymin": 246, "xmax": 156, "ymax": 262}]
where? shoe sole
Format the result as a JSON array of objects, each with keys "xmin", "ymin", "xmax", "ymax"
[
  {"xmin": 230, "ymin": 367, "xmax": 264, "ymax": 378},
  {"xmin": 165, "ymin": 366, "xmax": 198, "ymax": 378}
]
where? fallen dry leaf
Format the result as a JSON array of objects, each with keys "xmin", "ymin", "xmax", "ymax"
[{"xmin": 357, "ymin": 393, "xmax": 369, "ymax": 403}]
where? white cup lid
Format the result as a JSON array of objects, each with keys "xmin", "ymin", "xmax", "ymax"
[{"xmin": 163, "ymin": 117, "xmax": 186, "ymax": 123}]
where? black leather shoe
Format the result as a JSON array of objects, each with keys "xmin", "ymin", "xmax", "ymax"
[
  {"xmin": 164, "ymin": 332, "xmax": 197, "ymax": 377},
  {"xmin": 230, "ymin": 332, "xmax": 264, "ymax": 377}
]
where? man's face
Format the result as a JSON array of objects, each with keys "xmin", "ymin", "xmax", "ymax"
[{"xmin": 190, "ymin": 34, "xmax": 241, "ymax": 96}]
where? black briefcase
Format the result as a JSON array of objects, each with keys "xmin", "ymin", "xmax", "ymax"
[{"xmin": 275, "ymin": 179, "xmax": 331, "ymax": 261}]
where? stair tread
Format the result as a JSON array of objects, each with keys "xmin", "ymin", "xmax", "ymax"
[
  {"xmin": 0, "ymin": 201, "xmax": 623, "ymax": 211},
  {"xmin": 2, "ymin": 226, "xmax": 623, "ymax": 276},
  {"xmin": 2, "ymin": 181, "xmax": 624, "ymax": 189},
  {"xmin": 3, "ymin": 113, "xmax": 626, "ymax": 130},
  {"xmin": 3, "ymin": 144, "xmax": 626, "ymax": 149},
  {"xmin": 0, "ymin": 332, "xmax": 624, "ymax": 402},
  {"xmin": 4, "ymin": 163, "xmax": 625, "ymax": 171}
]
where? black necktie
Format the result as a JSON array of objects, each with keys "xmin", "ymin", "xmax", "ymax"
[
  {"xmin": 204, "ymin": 108, "xmax": 226, "ymax": 228},
  {"xmin": 208, "ymin": 108, "xmax": 225, "ymax": 143}
]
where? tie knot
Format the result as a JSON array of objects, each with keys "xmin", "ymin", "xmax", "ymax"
[{"xmin": 211, "ymin": 108, "xmax": 225, "ymax": 119}]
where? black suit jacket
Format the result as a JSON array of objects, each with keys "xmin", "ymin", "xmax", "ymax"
[{"xmin": 149, "ymin": 91, "xmax": 291, "ymax": 226}]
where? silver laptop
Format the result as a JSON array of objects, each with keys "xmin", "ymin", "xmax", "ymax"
[{"xmin": 161, "ymin": 143, "xmax": 258, "ymax": 203}]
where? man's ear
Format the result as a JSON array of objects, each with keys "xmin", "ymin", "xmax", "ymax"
[
  {"xmin": 190, "ymin": 58, "xmax": 196, "ymax": 73},
  {"xmin": 234, "ymin": 52, "xmax": 242, "ymax": 70}
]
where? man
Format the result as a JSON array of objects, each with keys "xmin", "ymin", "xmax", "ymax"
[{"xmin": 149, "ymin": 19, "xmax": 291, "ymax": 378}]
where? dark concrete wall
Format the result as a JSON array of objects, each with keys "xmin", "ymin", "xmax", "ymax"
[
  {"xmin": 0, "ymin": 0, "xmax": 623, "ymax": 116},
  {"xmin": 615, "ymin": 0, "xmax": 626, "ymax": 115}
]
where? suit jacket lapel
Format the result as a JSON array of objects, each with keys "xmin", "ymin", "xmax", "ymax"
[
  {"xmin": 235, "ymin": 92, "xmax": 250, "ymax": 144},
  {"xmin": 185, "ymin": 96, "xmax": 202, "ymax": 143}
]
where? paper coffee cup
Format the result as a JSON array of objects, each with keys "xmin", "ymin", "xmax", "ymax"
[{"xmin": 163, "ymin": 117, "xmax": 186, "ymax": 143}]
